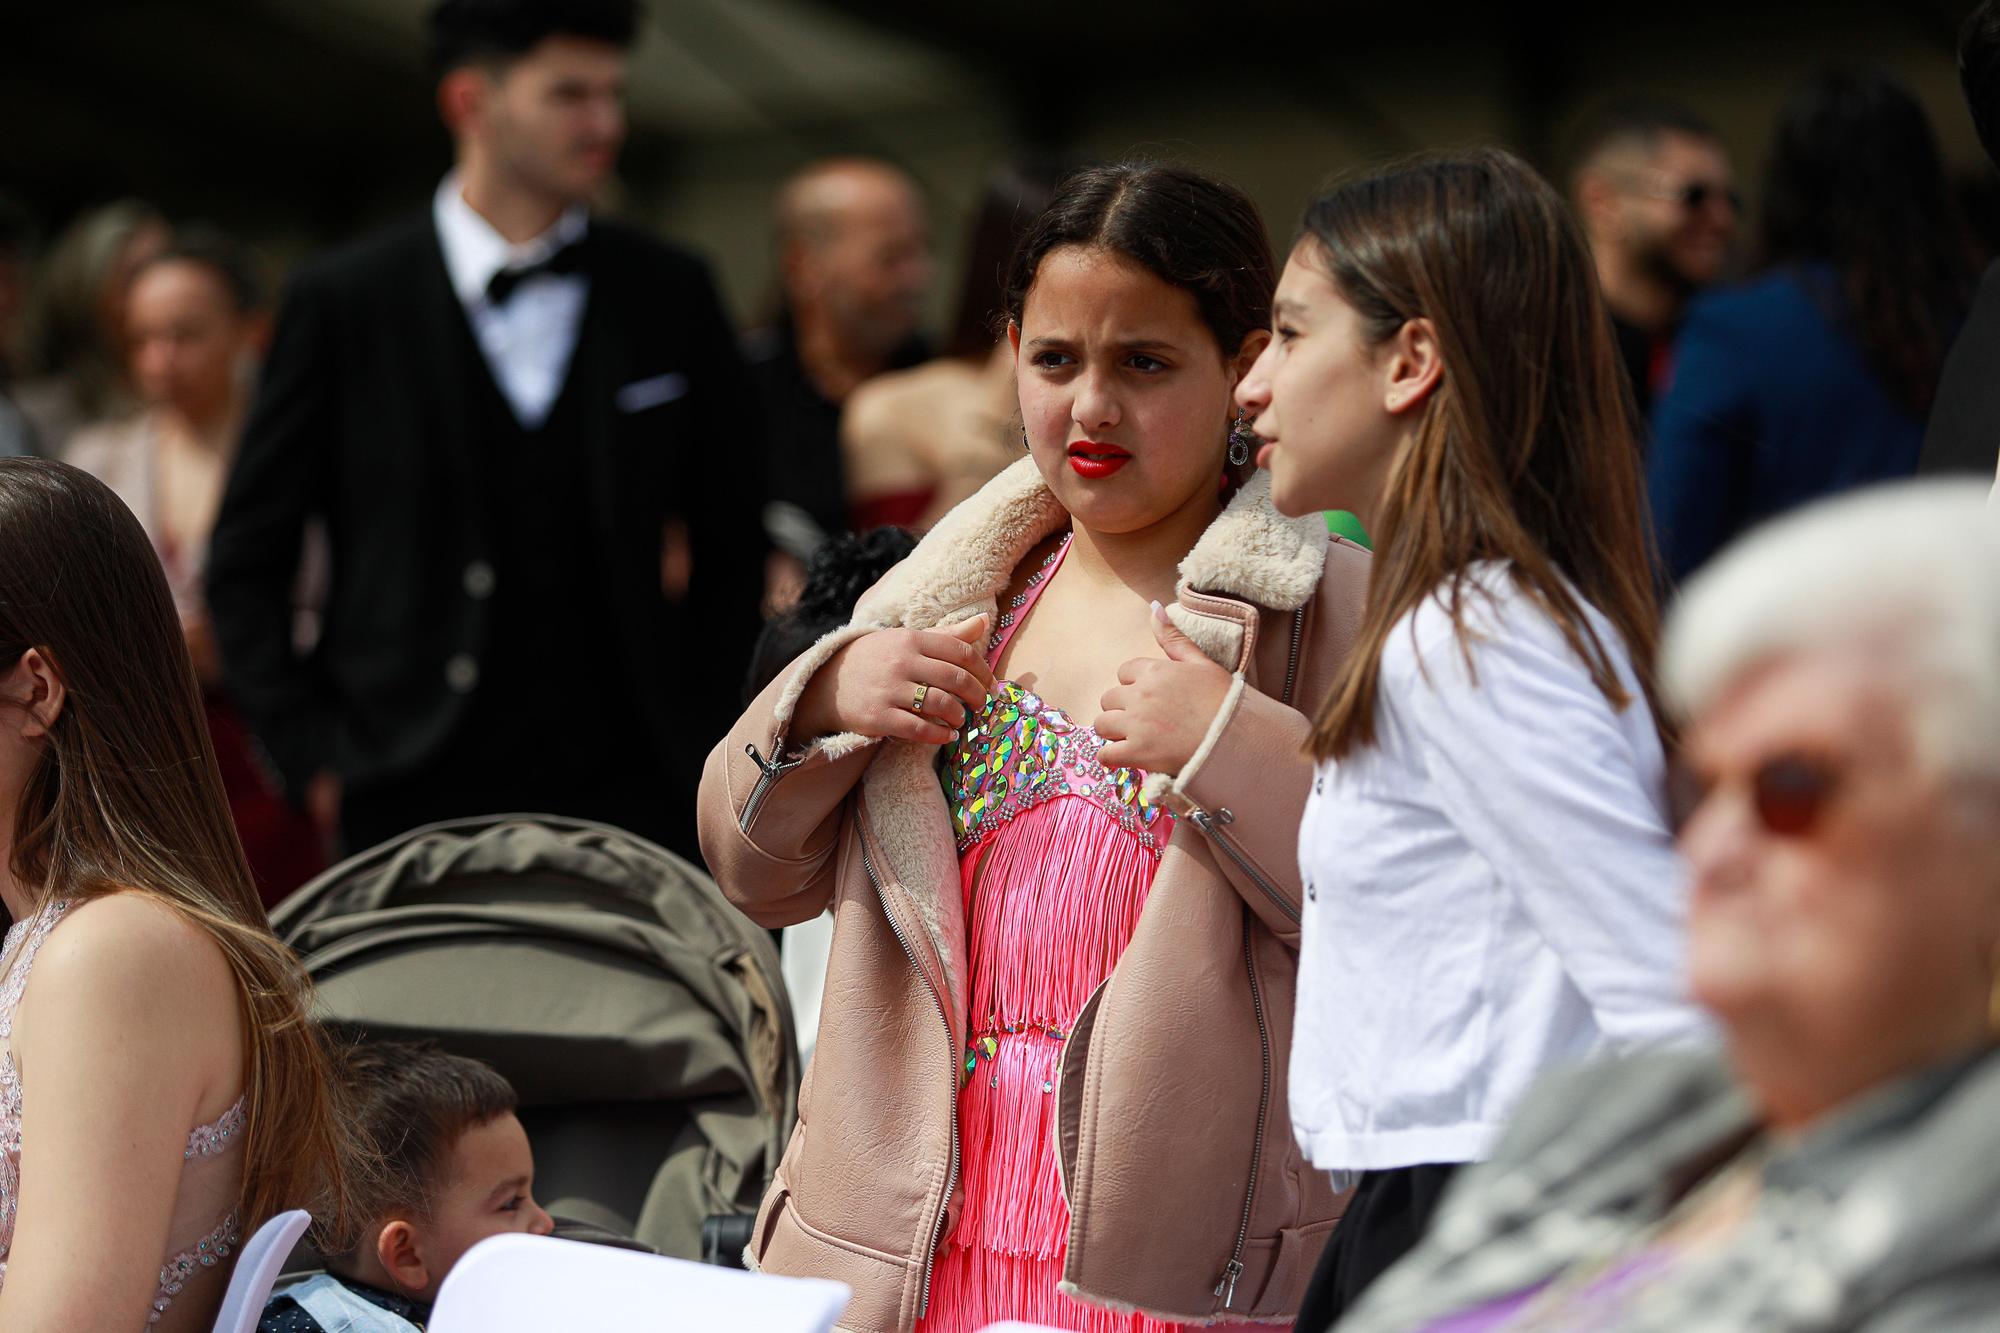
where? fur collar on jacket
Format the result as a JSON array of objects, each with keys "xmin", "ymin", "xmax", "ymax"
[{"xmin": 768, "ymin": 455, "xmax": 1327, "ymax": 1002}]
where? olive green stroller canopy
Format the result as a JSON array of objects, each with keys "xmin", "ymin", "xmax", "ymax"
[{"xmin": 269, "ymin": 814, "xmax": 797, "ymax": 1259}]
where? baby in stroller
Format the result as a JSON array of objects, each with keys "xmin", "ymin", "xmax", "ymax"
[{"xmin": 260, "ymin": 1040, "xmax": 555, "ymax": 1332}]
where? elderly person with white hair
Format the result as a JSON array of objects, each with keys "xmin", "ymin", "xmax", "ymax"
[{"xmin": 1331, "ymin": 478, "xmax": 2000, "ymax": 1332}]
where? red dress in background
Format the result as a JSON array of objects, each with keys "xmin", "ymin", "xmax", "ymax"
[{"xmin": 201, "ymin": 693, "xmax": 324, "ymax": 907}]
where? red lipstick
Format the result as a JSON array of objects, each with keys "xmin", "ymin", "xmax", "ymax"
[{"xmin": 1067, "ymin": 440, "xmax": 1131, "ymax": 479}]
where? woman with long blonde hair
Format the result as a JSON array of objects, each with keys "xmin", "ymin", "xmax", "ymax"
[{"xmin": 0, "ymin": 457, "xmax": 347, "ymax": 1331}]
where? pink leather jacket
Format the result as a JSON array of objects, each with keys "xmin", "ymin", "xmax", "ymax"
[{"xmin": 698, "ymin": 461, "xmax": 1369, "ymax": 1331}]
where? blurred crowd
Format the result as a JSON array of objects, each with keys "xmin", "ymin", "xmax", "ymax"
[
  {"xmin": 6, "ymin": 0, "xmax": 2000, "ymax": 1329},
  {"xmin": 4, "ymin": 52, "xmax": 1987, "ymax": 903}
]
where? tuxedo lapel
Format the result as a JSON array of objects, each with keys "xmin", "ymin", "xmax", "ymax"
[
  {"xmin": 415, "ymin": 219, "xmax": 497, "ymax": 544},
  {"xmin": 563, "ymin": 231, "xmax": 623, "ymax": 546}
]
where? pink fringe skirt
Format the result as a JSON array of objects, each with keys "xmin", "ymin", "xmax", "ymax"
[{"xmin": 917, "ymin": 795, "xmax": 1190, "ymax": 1333}]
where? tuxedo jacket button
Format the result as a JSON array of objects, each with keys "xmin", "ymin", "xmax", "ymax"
[
  {"xmin": 445, "ymin": 654, "xmax": 480, "ymax": 693},
  {"xmin": 463, "ymin": 560, "xmax": 496, "ymax": 599}
]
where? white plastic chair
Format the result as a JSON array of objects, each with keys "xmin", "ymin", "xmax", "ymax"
[
  {"xmin": 429, "ymin": 1232, "xmax": 851, "ymax": 1332},
  {"xmin": 210, "ymin": 1208, "xmax": 312, "ymax": 1333}
]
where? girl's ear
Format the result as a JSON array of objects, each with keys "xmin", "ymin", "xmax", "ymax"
[
  {"xmin": 4, "ymin": 648, "xmax": 66, "ymax": 741},
  {"xmin": 1383, "ymin": 316, "xmax": 1443, "ymax": 416},
  {"xmin": 1230, "ymin": 328, "xmax": 1272, "ymax": 387}
]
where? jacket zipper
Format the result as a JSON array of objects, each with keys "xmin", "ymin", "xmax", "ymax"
[
  {"xmin": 1188, "ymin": 807, "xmax": 1301, "ymax": 926},
  {"xmin": 1281, "ymin": 606, "xmax": 1306, "ymax": 707},
  {"xmin": 857, "ymin": 815, "xmax": 958, "ymax": 1319},
  {"xmin": 738, "ymin": 742, "xmax": 802, "ymax": 833},
  {"xmin": 1215, "ymin": 928, "xmax": 1273, "ymax": 1310}
]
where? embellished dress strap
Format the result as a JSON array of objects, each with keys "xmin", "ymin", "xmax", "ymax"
[
  {"xmin": 1, "ymin": 899, "xmax": 75, "ymax": 1133},
  {"xmin": 150, "ymin": 1076, "xmax": 249, "ymax": 1325},
  {"xmin": 0, "ymin": 901, "xmax": 79, "ymax": 1304},
  {"xmin": 0, "ymin": 898, "xmax": 74, "ymax": 1032},
  {"xmin": 986, "ymin": 534, "xmax": 1070, "ymax": 661}
]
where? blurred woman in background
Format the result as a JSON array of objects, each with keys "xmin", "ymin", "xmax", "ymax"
[
  {"xmin": 67, "ymin": 229, "xmax": 323, "ymax": 903},
  {"xmin": 14, "ymin": 199, "xmax": 168, "ymax": 459},
  {"xmin": 1648, "ymin": 68, "xmax": 1973, "ymax": 581}
]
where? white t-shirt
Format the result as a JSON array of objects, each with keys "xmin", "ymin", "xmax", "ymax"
[{"xmin": 1290, "ymin": 562, "xmax": 1708, "ymax": 1173}]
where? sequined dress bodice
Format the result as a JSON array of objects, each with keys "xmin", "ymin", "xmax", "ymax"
[
  {"xmin": 945, "ymin": 677, "xmax": 1173, "ymax": 855},
  {"xmin": 944, "ymin": 537, "xmax": 1173, "ymax": 855},
  {"xmin": 0, "ymin": 899, "xmax": 247, "ymax": 1327}
]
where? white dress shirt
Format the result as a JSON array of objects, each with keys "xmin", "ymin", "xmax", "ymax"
[
  {"xmin": 432, "ymin": 172, "xmax": 588, "ymax": 428},
  {"xmin": 1290, "ymin": 561, "xmax": 1709, "ymax": 1174}
]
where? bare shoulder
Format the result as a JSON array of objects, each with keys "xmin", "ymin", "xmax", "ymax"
[
  {"xmin": 13, "ymin": 892, "xmax": 250, "ymax": 1153},
  {"xmin": 845, "ymin": 360, "xmax": 979, "ymax": 441},
  {"xmin": 27, "ymin": 892, "xmax": 237, "ymax": 1019}
]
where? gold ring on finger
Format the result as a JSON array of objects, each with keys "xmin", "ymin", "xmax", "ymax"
[{"xmin": 911, "ymin": 683, "xmax": 930, "ymax": 715}]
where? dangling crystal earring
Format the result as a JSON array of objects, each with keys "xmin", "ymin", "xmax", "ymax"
[
  {"xmin": 1226, "ymin": 410, "xmax": 1255, "ymax": 467},
  {"xmin": 1020, "ymin": 424, "xmax": 1031, "ymax": 452}
]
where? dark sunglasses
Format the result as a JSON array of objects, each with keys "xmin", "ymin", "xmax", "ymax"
[
  {"xmin": 1740, "ymin": 752, "xmax": 1843, "ymax": 837},
  {"xmin": 1672, "ymin": 180, "xmax": 1743, "ymax": 215}
]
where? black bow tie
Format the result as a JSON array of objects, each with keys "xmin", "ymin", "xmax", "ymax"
[{"xmin": 485, "ymin": 240, "xmax": 587, "ymax": 306}]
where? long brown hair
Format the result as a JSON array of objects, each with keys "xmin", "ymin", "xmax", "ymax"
[
  {"xmin": 1304, "ymin": 148, "xmax": 1666, "ymax": 759},
  {"xmin": 0, "ymin": 458, "xmax": 350, "ymax": 1232}
]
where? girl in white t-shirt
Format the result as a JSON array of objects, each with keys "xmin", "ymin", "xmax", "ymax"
[{"xmin": 1232, "ymin": 148, "xmax": 1709, "ymax": 1327}]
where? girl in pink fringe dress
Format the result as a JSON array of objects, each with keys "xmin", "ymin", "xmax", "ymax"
[
  {"xmin": 924, "ymin": 534, "xmax": 1185, "ymax": 1333},
  {"xmin": 718, "ymin": 162, "xmax": 1354, "ymax": 1333}
]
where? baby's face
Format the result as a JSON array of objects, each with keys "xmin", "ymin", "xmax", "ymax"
[{"xmin": 415, "ymin": 1112, "xmax": 555, "ymax": 1293}]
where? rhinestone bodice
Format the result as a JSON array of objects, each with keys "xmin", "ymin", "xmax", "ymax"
[
  {"xmin": 0, "ymin": 899, "xmax": 247, "ymax": 1327},
  {"xmin": 944, "ymin": 680, "xmax": 1171, "ymax": 856},
  {"xmin": 944, "ymin": 535, "xmax": 1171, "ymax": 857}
]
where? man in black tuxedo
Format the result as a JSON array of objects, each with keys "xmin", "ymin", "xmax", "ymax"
[
  {"xmin": 207, "ymin": 0, "xmax": 765, "ymax": 863},
  {"xmin": 1920, "ymin": 0, "xmax": 2000, "ymax": 480}
]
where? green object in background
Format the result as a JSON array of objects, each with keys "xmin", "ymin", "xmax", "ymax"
[{"xmin": 1326, "ymin": 510, "xmax": 1371, "ymax": 548}]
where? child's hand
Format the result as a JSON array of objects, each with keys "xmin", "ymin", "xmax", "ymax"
[
  {"xmin": 792, "ymin": 615, "xmax": 998, "ymax": 746},
  {"xmin": 1094, "ymin": 602, "xmax": 1230, "ymax": 775}
]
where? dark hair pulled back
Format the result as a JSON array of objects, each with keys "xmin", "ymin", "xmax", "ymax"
[
  {"xmin": 131, "ymin": 224, "xmax": 267, "ymax": 314},
  {"xmin": 1759, "ymin": 67, "xmax": 1971, "ymax": 417},
  {"xmin": 1002, "ymin": 162, "xmax": 1274, "ymax": 361}
]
